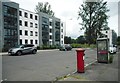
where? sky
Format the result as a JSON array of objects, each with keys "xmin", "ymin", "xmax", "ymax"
[{"xmin": 9, "ymin": 0, "xmax": 119, "ymax": 39}]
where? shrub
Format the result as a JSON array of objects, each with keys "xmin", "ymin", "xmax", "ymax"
[
  {"xmin": 37, "ymin": 45, "xmax": 58, "ymax": 50},
  {"xmin": 71, "ymin": 43, "xmax": 96, "ymax": 48}
]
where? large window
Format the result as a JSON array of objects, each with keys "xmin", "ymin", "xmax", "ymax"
[
  {"xmin": 42, "ymin": 17, "xmax": 49, "ymax": 24},
  {"xmin": 30, "ymin": 14, "xmax": 33, "ymax": 19},
  {"xmin": 30, "ymin": 31, "xmax": 33, "ymax": 36},
  {"xmin": 25, "ymin": 21, "xmax": 28, "ymax": 27},
  {"xmin": 35, "ymin": 23, "xmax": 38, "ymax": 28},
  {"xmin": 3, "ymin": 5, "xmax": 18, "ymax": 49},
  {"xmin": 35, "ymin": 32, "xmax": 38, "ymax": 36},
  {"xmin": 50, "ymin": 35, "xmax": 52, "ymax": 39},
  {"xmin": 30, "ymin": 22, "xmax": 33, "ymax": 27},
  {"xmin": 24, "ymin": 12, "xmax": 28, "ymax": 18},
  {"xmin": 61, "ymin": 29, "xmax": 63, "ymax": 32},
  {"xmin": 4, "ymin": 5, "xmax": 17, "ymax": 16},
  {"xmin": 35, "ymin": 15, "xmax": 37, "ymax": 20},
  {"xmin": 49, "ymin": 22, "xmax": 52, "ymax": 26},
  {"xmin": 35, "ymin": 40, "xmax": 38, "ymax": 44},
  {"xmin": 19, "ymin": 30, "xmax": 22, "ymax": 35},
  {"xmin": 25, "ymin": 39, "xmax": 28, "ymax": 44},
  {"xmin": 20, "ymin": 39, "xmax": 22, "ymax": 45},
  {"xmin": 19, "ymin": 20, "xmax": 22, "ymax": 26},
  {"xmin": 50, "ymin": 29, "xmax": 52, "ymax": 33},
  {"xmin": 25, "ymin": 30, "xmax": 28, "ymax": 36},
  {"xmin": 19, "ymin": 11, "xmax": 22, "ymax": 16},
  {"xmin": 30, "ymin": 40, "xmax": 33, "ymax": 44}
]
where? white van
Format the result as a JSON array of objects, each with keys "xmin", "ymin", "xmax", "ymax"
[{"xmin": 109, "ymin": 45, "xmax": 117, "ymax": 54}]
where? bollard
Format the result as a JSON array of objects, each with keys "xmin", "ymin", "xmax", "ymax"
[{"xmin": 76, "ymin": 48, "xmax": 85, "ymax": 73}]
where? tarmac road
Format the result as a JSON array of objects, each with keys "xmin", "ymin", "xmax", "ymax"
[{"xmin": 2, "ymin": 48, "xmax": 97, "ymax": 81}]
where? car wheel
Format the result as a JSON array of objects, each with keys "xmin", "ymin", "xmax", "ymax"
[
  {"xmin": 16, "ymin": 51, "xmax": 22, "ymax": 56},
  {"xmin": 32, "ymin": 50, "xmax": 37, "ymax": 54}
]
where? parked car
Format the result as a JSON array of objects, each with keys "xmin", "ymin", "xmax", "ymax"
[
  {"xmin": 8, "ymin": 44, "xmax": 37, "ymax": 56},
  {"xmin": 59, "ymin": 44, "xmax": 72, "ymax": 51},
  {"xmin": 109, "ymin": 44, "xmax": 117, "ymax": 54}
]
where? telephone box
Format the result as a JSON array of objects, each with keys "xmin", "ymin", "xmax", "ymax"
[{"xmin": 97, "ymin": 38, "xmax": 109, "ymax": 63}]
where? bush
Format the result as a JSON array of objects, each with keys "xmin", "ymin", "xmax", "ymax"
[
  {"xmin": 71, "ymin": 43, "xmax": 96, "ymax": 48},
  {"xmin": 37, "ymin": 45, "xmax": 58, "ymax": 50}
]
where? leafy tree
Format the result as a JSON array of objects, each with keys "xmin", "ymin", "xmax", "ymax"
[
  {"xmin": 64, "ymin": 36, "xmax": 72, "ymax": 44},
  {"xmin": 117, "ymin": 36, "xmax": 120, "ymax": 45},
  {"xmin": 78, "ymin": 0, "xmax": 109, "ymax": 45},
  {"xmin": 35, "ymin": 2, "xmax": 54, "ymax": 16},
  {"xmin": 76, "ymin": 35, "xmax": 86, "ymax": 44},
  {"xmin": 71, "ymin": 39, "xmax": 77, "ymax": 44}
]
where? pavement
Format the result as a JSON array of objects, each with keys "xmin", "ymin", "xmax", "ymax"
[{"xmin": 57, "ymin": 52, "xmax": 119, "ymax": 82}]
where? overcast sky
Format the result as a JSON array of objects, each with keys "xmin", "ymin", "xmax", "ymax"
[{"xmin": 10, "ymin": 0, "xmax": 119, "ymax": 39}]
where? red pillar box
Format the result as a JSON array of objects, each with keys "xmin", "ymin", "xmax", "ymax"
[{"xmin": 76, "ymin": 48, "xmax": 85, "ymax": 73}]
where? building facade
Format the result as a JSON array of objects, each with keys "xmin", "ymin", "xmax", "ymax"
[
  {"xmin": 0, "ymin": 1, "xmax": 65, "ymax": 51},
  {"xmin": 39, "ymin": 12, "xmax": 64, "ymax": 46},
  {"xmin": 19, "ymin": 8, "xmax": 39, "ymax": 47},
  {"xmin": 101, "ymin": 29, "xmax": 117, "ymax": 45},
  {"xmin": 0, "ymin": 1, "xmax": 19, "ymax": 51}
]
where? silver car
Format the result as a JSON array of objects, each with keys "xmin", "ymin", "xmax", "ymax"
[{"xmin": 8, "ymin": 44, "xmax": 37, "ymax": 56}]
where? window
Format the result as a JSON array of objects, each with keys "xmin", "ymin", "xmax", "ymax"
[
  {"xmin": 25, "ymin": 30, "xmax": 28, "ymax": 36},
  {"xmin": 35, "ymin": 23, "xmax": 38, "ymax": 28},
  {"xmin": 50, "ymin": 29, "xmax": 52, "ymax": 33},
  {"xmin": 35, "ymin": 15, "xmax": 37, "ymax": 20},
  {"xmin": 61, "ymin": 23, "xmax": 63, "ymax": 27},
  {"xmin": 25, "ymin": 39, "xmax": 28, "ymax": 44},
  {"xmin": 30, "ymin": 14, "xmax": 33, "ymax": 19},
  {"xmin": 61, "ymin": 35, "xmax": 63, "ymax": 38},
  {"xmin": 30, "ymin": 40, "xmax": 33, "ymax": 44},
  {"xmin": 61, "ymin": 29, "xmax": 63, "ymax": 32},
  {"xmin": 50, "ymin": 35, "xmax": 52, "ymax": 39},
  {"xmin": 19, "ymin": 30, "xmax": 22, "ymax": 35},
  {"xmin": 19, "ymin": 11, "xmax": 22, "ymax": 16},
  {"xmin": 20, "ymin": 39, "xmax": 22, "ymax": 45},
  {"xmin": 30, "ymin": 31, "xmax": 33, "ymax": 36},
  {"xmin": 19, "ymin": 20, "xmax": 22, "ymax": 26},
  {"xmin": 61, "ymin": 41, "xmax": 63, "ymax": 44},
  {"xmin": 49, "ymin": 22, "xmax": 52, "ymax": 26},
  {"xmin": 30, "ymin": 22, "xmax": 33, "ymax": 27},
  {"xmin": 24, "ymin": 12, "xmax": 28, "ymax": 18},
  {"xmin": 35, "ymin": 40, "xmax": 38, "ymax": 44},
  {"xmin": 35, "ymin": 32, "xmax": 38, "ymax": 36},
  {"xmin": 25, "ymin": 21, "xmax": 28, "ymax": 27}
]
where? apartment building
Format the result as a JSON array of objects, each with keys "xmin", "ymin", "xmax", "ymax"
[
  {"xmin": 19, "ymin": 8, "xmax": 39, "ymax": 46},
  {"xmin": 60, "ymin": 22, "xmax": 65, "ymax": 45},
  {"xmin": 0, "ymin": 1, "xmax": 19, "ymax": 51},
  {"xmin": 101, "ymin": 29, "xmax": 117, "ymax": 45},
  {"xmin": 39, "ymin": 12, "xmax": 64, "ymax": 46},
  {"xmin": 0, "ymin": 1, "xmax": 65, "ymax": 51}
]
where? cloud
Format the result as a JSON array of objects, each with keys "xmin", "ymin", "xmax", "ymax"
[
  {"xmin": 107, "ymin": 2, "xmax": 118, "ymax": 17},
  {"xmin": 108, "ymin": 14, "xmax": 118, "ymax": 35},
  {"xmin": 11, "ymin": 0, "xmax": 119, "ymax": 38}
]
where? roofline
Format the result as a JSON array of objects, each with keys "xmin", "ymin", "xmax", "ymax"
[{"xmin": 19, "ymin": 8, "xmax": 38, "ymax": 15}]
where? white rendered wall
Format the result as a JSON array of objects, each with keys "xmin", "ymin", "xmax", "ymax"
[{"xmin": 19, "ymin": 8, "xmax": 39, "ymax": 47}]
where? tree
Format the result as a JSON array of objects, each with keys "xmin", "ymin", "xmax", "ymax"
[
  {"xmin": 35, "ymin": 2, "xmax": 54, "ymax": 16},
  {"xmin": 71, "ymin": 39, "xmax": 77, "ymax": 44},
  {"xmin": 76, "ymin": 35, "xmax": 86, "ymax": 44},
  {"xmin": 64, "ymin": 36, "xmax": 72, "ymax": 44},
  {"xmin": 117, "ymin": 36, "xmax": 120, "ymax": 45},
  {"xmin": 78, "ymin": 0, "xmax": 109, "ymax": 45}
]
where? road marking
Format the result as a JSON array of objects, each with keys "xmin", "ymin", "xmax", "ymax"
[{"xmin": 85, "ymin": 60, "xmax": 97, "ymax": 67}]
